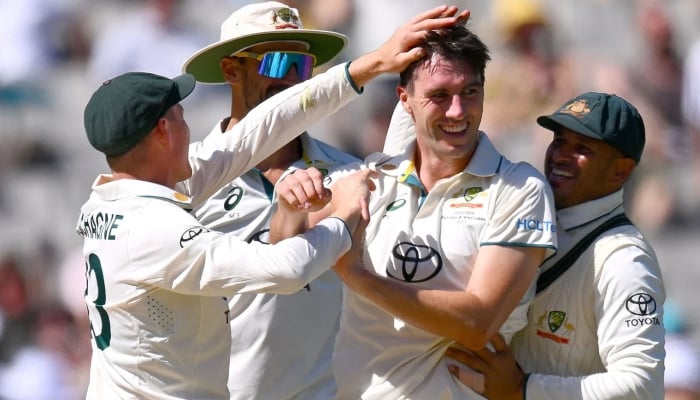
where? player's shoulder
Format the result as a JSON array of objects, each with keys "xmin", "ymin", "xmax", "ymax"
[
  {"xmin": 593, "ymin": 221, "xmax": 656, "ymax": 258},
  {"xmin": 310, "ymin": 137, "xmax": 361, "ymax": 164},
  {"xmin": 498, "ymin": 159, "xmax": 549, "ymax": 190}
]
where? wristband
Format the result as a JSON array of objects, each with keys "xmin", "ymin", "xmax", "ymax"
[{"xmin": 344, "ymin": 62, "xmax": 364, "ymax": 94}]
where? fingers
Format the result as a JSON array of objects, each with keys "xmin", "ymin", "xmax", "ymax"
[
  {"xmin": 445, "ymin": 347, "xmax": 484, "ymax": 368},
  {"xmin": 359, "ymin": 195, "xmax": 370, "ymax": 223},
  {"xmin": 490, "ymin": 333, "xmax": 508, "ymax": 352},
  {"xmin": 408, "ymin": 5, "xmax": 452, "ymax": 24},
  {"xmin": 456, "ymin": 9, "xmax": 471, "ymax": 23},
  {"xmin": 447, "ymin": 364, "xmax": 485, "ymax": 394},
  {"xmin": 408, "ymin": 6, "xmax": 471, "ymax": 33},
  {"xmin": 277, "ymin": 168, "xmax": 329, "ymax": 210}
]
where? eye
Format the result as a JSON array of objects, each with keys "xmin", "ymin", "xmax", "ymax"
[
  {"xmin": 463, "ymin": 87, "xmax": 481, "ymax": 97},
  {"xmin": 575, "ymin": 144, "xmax": 593, "ymax": 155}
]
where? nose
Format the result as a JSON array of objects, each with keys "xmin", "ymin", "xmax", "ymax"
[
  {"xmin": 445, "ymin": 95, "xmax": 466, "ymax": 120},
  {"xmin": 547, "ymin": 142, "xmax": 571, "ymax": 165},
  {"xmin": 280, "ymin": 64, "xmax": 302, "ymax": 85}
]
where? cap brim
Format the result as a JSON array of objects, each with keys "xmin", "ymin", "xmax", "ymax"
[
  {"xmin": 536, "ymin": 114, "xmax": 603, "ymax": 141},
  {"xmin": 173, "ymin": 73, "xmax": 196, "ymax": 100},
  {"xmin": 182, "ymin": 30, "xmax": 347, "ymax": 84}
]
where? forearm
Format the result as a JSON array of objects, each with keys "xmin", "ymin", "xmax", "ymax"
[
  {"xmin": 268, "ymin": 206, "xmax": 309, "ymax": 244},
  {"xmin": 526, "ymin": 371, "xmax": 662, "ymax": 400},
  {"xmin": 200, "ymin": 218, "xmax": 351, "ymax": 295},
  {"xmin": 182, "ymin": 64, "xmax": 360, "ymax": 204},
  {"xmin": 346, "ymin": 51, "xmax": 385, "ymax": 90},
  {"xmin": 337, "ymin": 265, "xmax": 493, "ymax": 349}
]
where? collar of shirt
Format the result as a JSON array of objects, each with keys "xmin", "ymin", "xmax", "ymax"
[
  {"xmin": 556, "ymin": 189, "xmax": 625, "ymax": 232},
  {"xmin": 90, "ymin": 174, "xmax": 193, "ymax": 208},
  {"xmin": 369, "ymin": 131, "xmax": 503, "ymax": 187}
]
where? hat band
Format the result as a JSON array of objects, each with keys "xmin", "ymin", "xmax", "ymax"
[{"xmin": 235, "ymin": 51, "xmax": 315, "ymax": 80}]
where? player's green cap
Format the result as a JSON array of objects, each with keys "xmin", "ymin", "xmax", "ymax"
[
  {"xmin": 537, "ymin": 92, "xmax": 645, "ymax": 163},
  {"xmin": 84, "ymin": 72, "xmax": 196, "ymax": 156}
]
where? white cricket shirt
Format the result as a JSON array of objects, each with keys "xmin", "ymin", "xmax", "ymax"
[
  {"xmin": 79, "ymin": 63, "xmax": 361, "ymax": 399},
  {"xmin": 333, "ymin": 133, "xmax": 557, "ymax": 399},
  {"xmin": 513, "ymin": 190, "xmax": 666, "ymax": 399},
  {"xmin": 192, "ymin": 129, "xmax": 359, "ymax": 400}
]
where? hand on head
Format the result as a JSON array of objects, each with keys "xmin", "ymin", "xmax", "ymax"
[
  {"xmin": 380, "ymin": 5, "xmax": 471, "ymax": 72},
  {"xmin": 349, "ymin": 6, "xmax": 470, "ymax": 87}
]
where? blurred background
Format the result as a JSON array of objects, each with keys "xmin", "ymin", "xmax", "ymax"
[{"xmin": 1, "ymin": 0, "xmax": 699, "ymax": 398}]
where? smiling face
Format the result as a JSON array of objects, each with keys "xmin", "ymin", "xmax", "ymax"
[
  {"xmin": 544, "ymin": 127, "xmax": 635, "ymax": 209},
  {"xmin": 398, "ymin": 54, "xmax": 484, "ymax": 169}
]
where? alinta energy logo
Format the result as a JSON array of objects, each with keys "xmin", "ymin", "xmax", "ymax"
[
  {"xmin": 388, "ymin": 242, "xmax": 442, "ymax": 283},
  {"xmin": 624, "ymin": 292, "xmax": 661, "ymax": 328}
]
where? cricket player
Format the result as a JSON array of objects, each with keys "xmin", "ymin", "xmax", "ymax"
[
  {"xmin": 180, "ymin": 3, "xmax": 357, "ymax": 398},
  {"xmin": 445, "ymin": 93, "xmax": 666, "ymax": 399},
  {"xmin": 79, "ymin": 6, "xmax": 468, "ymax": 398},
  {"xmin": 328, "ymin": 23, "xmax": 557, "ymax": 399}
]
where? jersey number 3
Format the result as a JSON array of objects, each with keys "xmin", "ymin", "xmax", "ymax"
[{"xmin": 85, "ymin": 253, "xmax": 111, "ymax": 350}]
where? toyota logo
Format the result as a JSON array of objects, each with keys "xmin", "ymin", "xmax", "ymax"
[
  {"xmin": 179, "ymin": 227, "xmax": 210, "ymax": 248},
  {"xmin": 625, "ymin": 293, "xmax": 657, "ymax": 316},
  {"xmin": 388, "ymin": 242, "xmax": 442, "ymax": 283}
]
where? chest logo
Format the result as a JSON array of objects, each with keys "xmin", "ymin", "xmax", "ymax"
[
  {"xmin": 462, "ymin": 187, "xmax": 483, "ymax": 202},
  {"xmin": 386, "ymin": 199, "xmax": 406, "ymax": 212},
  {"xmin": 224, "ymin": 186, "xmax": 244, "ymax": 211},
  {"xmin": 535, "ymin": 310, "xmax": 575, "ymax": 344},
  {"xmin": 388, "ymin": 242, "xmax": 442, "ymax": 283}
]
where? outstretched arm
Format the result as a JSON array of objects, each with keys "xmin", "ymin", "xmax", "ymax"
[{"xmin": 334, "ymin": 244, "xmax": 544, "ymax": 350}]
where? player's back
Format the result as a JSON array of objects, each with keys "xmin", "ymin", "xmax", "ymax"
[{"xmin": 79, "ymin": 178, "xmax": 232, "ymax": 399}]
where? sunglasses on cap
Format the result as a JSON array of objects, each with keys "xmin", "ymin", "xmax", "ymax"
[{"xmin": 234, "ymin": 51, "xmax": 316, "ymax": 80}]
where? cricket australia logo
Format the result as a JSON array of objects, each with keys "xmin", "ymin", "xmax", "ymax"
[
  {"xmin": 447, "ymin": 187, "xmax": 484, "ymax": 210},
  {"xmin": 535, "ymin": 310, "xmax": 575, "ymax": 344},
  {"xmin": 272, "ymin": 7, "xmax": 301, "ymax": 26},
  {"xmin": 462, "ymin": 187, "xmax": 482, "ymax": 202}
]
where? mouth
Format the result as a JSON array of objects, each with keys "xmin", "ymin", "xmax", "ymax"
[
  {"xmin": 550, "ymin": 168, "xmax": 574, "ymax": 178},
  {"xmin": 439, "ymin": 121, "xmax": 468, "ymax": 134},
  {"xmin": 547, "ymin": 167, "xmax": 575, "ymax": 187}
]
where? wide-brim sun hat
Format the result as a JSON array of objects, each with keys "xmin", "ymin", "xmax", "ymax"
[{"xmin": 182, "ymin": 1, "xmax": 348, "ymax": 84}]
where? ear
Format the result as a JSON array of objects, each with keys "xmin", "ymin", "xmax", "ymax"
[
  {"xmin": 610, "ymin": 157, "xmax": 636, "ymax": 186},
  {"xmin": 149, "ymin": 117, "xmax": 173, "ymax": 150},
  {"xmin": 397, "ymin": 86, "xmax": 413, "ymax": 116},
  {"xmin": 220, "ymin": 57, "xmax": 245, "ymax": 84}
]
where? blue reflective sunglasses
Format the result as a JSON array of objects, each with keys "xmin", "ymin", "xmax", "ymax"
[{"xmin": 234, "ymin": 51, "xmax": 316, "ymax": 80}]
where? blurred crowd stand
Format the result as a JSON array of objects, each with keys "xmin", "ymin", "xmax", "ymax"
[{"xmin": 1, "ymin": 0, "xmax": 700, "ymax": 398}]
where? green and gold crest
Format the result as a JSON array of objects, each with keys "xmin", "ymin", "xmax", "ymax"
[{"xmin": 548, "ymin": 311, "xmax": 566, "ymax": 333}]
